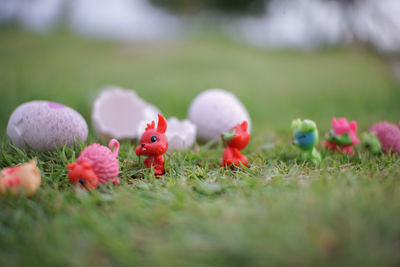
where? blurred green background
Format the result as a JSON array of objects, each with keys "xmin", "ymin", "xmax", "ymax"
[
  {"xmin": 1, "ymin": 13, "xmax": 400, "ymax": 266},
  {"xmin": 1, "ymin": 27, "xmax": 399, "ymax": 137}
]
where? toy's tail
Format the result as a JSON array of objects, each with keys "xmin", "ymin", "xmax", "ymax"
[{"xmin": 108, "ymin": 139, "xmax": 120, "ymax": 156}]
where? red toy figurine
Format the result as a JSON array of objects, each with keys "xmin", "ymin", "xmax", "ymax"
[
  {"xmin": 221, "ymin": 121, "xmax": 250, "ymax": 167},
  {"xmin": 136, "ymin": 114, "xmax": 168, "ymax": 175},
  {"xmin": 325, "ymin": 117, "xmax": 360, "ymax": 155},
  {"xmin": 67, "ymin": 139, "xmax": 120, "ymax": 190}
]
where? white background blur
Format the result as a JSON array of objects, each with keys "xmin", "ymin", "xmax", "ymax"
[{"xmin": 0, "ymin": 0, "xmax": 399, "ymax": 53}]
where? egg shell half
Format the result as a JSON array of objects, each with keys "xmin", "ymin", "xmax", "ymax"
[
  {"xmin": 166, "ymin": 117, "xmax": 196, "ymax": 151},
  {"xmin": 7, "ymin": 101, "xmax": 88, "ymax": 151},
  {"xmin": 188, "ymin": 89, "xmax": 251, "ymax": 141},
  {"xmin": 92, "ymin": 86, "xmax": 160, "ymax": 140}
]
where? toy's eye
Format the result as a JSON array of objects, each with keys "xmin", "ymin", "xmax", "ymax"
[{"xmin": 150, "ymin": 135, "xmax": 158, "ymax": 143}]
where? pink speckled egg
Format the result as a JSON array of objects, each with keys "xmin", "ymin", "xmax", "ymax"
[{"xmin": 7, "ymin": 101, "xmax": 88, "ymax": 151}]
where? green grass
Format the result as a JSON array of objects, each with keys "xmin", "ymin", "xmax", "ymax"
[{"xmin": 1, "ymin": 28, "xmax": 400, "ymax": 266}]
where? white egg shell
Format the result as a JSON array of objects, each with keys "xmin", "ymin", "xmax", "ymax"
[
  {"xmin": 167, "ymin": 117, "xmax": 197, "ymax": 151},
  {"xmin": 92, "ymin": 86, "xmax": 160, "ymax": 140},
  {"xmin": 7, "ymin": 101, "xmax": 88, "ymax": 151},
  {"xmin": 188, "ymin": 89, "xmax": 251, "ymax": 141},
  {"xmin": 137, "ymin": 117, "xmax": 197, "ymax": 151}
]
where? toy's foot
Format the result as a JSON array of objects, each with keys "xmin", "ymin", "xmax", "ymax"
[
  {"xmin": 234, "ymin": 158, "xmax": 248, "ymax": 167},
  {"xmin": 310, "ymin": 159, "xmax": 319, "ymax": 166},
  {"xmin": 335, "ymin": 147, "xmax": 354, "ymax": 155},
  {"xmin": 239, "ymin": 158, "xmax": 249, "ymax": 167},
  {"xmin": 221, "ymin": 160, "xmax": 233, "ymax": 167},
  {"xmin": 154, "ymin": 168, "xmax": 165, "ymax": 175},
  {"xmin": 112, "ymin": 178, "xmax": 120, "ymax": 185}
]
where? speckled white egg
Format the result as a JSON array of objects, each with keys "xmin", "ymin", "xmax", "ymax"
[
  {"xmin": 188, "ymin": 89, "xmax": 251, "ymax": 141},
  {"xmin": 7, "ymin": 101, "xmax": 88, "ymax": 151}
]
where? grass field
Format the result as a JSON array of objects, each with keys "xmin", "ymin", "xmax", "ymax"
[{"xmin": 0, "ymin": 28, "xmax": 400, "ymax": 266}]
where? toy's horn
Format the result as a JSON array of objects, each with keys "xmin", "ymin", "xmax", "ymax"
[
  {"xmin": 157, "ymin": 114, "xmax": 167, "ymax": 134},
  {"xmin": 332, "ymin": 117, "xmax": 337, "ymax": 127},
  {"xmin": 240, "ymin": 121, "xmax": 248, "ymax": 130},
  {"xmin": 82, "ymin": 162, "xmax": 92, "ymax": 169},
  {"xmin": 349, "ymin": 121, "xmax": 357, "ymax": 131},
  {"xmin": 145, "ymin": 121, "xmax": 155, "ymax": 131},
  {"xmin": 67, "ymin": 163, "xmax": 76, "ymax": 170}
]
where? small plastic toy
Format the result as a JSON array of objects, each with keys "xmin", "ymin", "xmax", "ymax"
[
  {"xmin": 360, "ymin": 132, "xmax": 382, "ymax": 154},
  {"xmin": 325, "ymin": 117, "xmax": 360, "ymax": 155},
  {"xmin": 291, "ymin": 119, "xmax": 321, "ymax": 165},
  {"xmin": 136, "ymin": 114, "xmax": 168, "ymax": 175},
  {"xmin": 138, "ymin": 117, "xmax": 197, "ymax": 152},
  {"xmin": 364, "ymin": 121, "xmax": 400, "ymax": 154},
  {"xmin": 67, "ymin": 139, "xmax": 120, "ymax": 190},
  {"xmin": 221, "ymin": 121, "xmax": 250, "ymax": 167},
  {"xmin": 0, "ymin": 159, "xmax": 41, "ymax": 196}
]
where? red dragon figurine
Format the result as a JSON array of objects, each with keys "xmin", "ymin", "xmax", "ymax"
[
  {"xmin": 221, "ymin": 121, "xmax": 250, "ymax": 167},
  {"xmin": 136, "ymin": 114, "xmax": 168, "ymax": 175},
  {"xmin": 325, "ymin": 117, "xmax": 360, "ymax": 155},
  {"xmin": 67, "ymin": 139, "xmax": 120, "ymax": 190}
]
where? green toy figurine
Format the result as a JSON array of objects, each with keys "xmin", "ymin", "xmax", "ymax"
[
  {"xmin": 360, "ymin": 132, "xmax": 382, "ymax": 154},
  {"xmin": 291, "ymin": 119, "xmax": 321, "ymax": 165}
]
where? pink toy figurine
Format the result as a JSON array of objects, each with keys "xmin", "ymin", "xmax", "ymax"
[
  {"xmin": 221, "ymin": 121, "xmax": 250, "ymax": 167},
  {"xmin": 136, "ymin": 114, "xmax": 168, "ymax": 175},
  {"xmin": 67, "ymin": 139, "xmax": 120, "ymax": 190},
  {"xmin": 369, "ymin": 121, "xmax": 400, "ymax": 154},
  {"xmin": 325, "ymin": 117, "xmax": 360, "ymax": 155}
]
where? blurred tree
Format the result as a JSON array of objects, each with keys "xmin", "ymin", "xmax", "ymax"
[
  {"xmin": 149, "ymin": 0, "xmax": 267, "ymax": 16},
  {"xmin": 325, "ymin": 0, "xmax": 400, "ymax": 53}
]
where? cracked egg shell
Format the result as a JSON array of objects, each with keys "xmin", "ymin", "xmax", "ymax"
[
  {"xmin": 166, "ymin": 117, "xmax": 197, "ymax": 151},
  {"xmin": 92, "ymin": 86, "xmax": 160, "ymax": 140},
  {"xmin": 7, "ymin": 101, "xmax": 88, "ymax": 151},
  {"xmin": 188, "ymin": 89, "xmax": 251, "ymax": 141}
]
